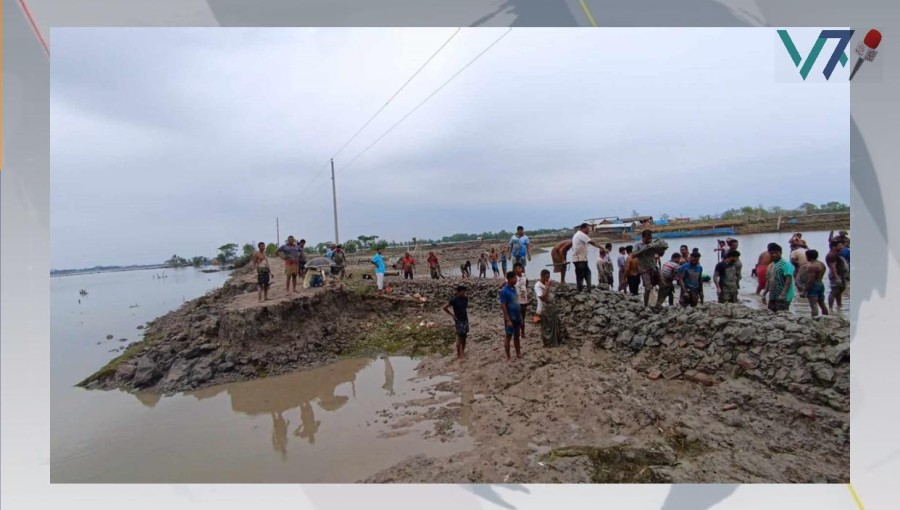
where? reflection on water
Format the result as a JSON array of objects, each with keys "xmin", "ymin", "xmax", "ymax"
[
  {"xmin": 383, "ymin": 356, "xmax": 395, "ymax": 396},
  {"xmin": 53, "ymin": 356, "xmax": 472, "ymax": 482}
]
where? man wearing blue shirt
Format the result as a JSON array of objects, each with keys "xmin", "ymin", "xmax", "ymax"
[
  {"xmin": 508, "ymin": 226, "xmax": 531, "ymax": 268},
  {"xmin": 371, "ymin": 248, "xmax": 386, "ymax": 291},
  {"xmin": 499, "ymin": 271, "xmax": 523, "ymax": 360},
  {"xmin": 678, "ymin": 252, "xmax": 703, "ymax": 307}
]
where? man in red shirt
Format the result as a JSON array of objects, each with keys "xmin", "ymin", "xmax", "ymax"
[
  {"xmin": 402, "ymin": 252, "xmax": 416, "ymax": 280},
  {"xmin": 427, "ymin": 252, "xmax": 441, "ymax": 279}
]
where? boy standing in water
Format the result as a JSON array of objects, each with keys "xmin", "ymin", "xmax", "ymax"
[
  {"xmin": 253, "ymin": 242, "xmax": 271, "ymax": 302},
  {"xmin": 443, "ymin": 286, "xmax": 470, "ymax": 359},
  {"xmin": 499, "ymin": 272, "xmax": 523, "ymax": 360},
  {"xmin": 489, "ymin": 248, "xmax": 501, "ymax": 278}
]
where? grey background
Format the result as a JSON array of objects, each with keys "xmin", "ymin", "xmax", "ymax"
[{"xmin": 3, "ymin": 0, "xmax": 899, "ymax": 509}]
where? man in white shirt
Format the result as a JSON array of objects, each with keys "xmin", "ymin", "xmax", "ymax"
[{"xmin": 572, "ymin": 223, "xmax": 604, "ymax": 292}]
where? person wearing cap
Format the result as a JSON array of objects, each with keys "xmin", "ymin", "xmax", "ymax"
[
  {"xmin": 572, "ymin": 223, "xmax": 604, "ymax": 292},
  {"xmin": 443, "ymin": 286, "xmax": 470, "ymax": 359},
  {"xmin": 762, "ymin": 243, "xmax": 795, "ymax": 313}
]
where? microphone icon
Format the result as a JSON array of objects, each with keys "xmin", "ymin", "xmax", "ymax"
[{"xmin": 850, "ymin": 29, "xmax": 882, "ymax": 81}]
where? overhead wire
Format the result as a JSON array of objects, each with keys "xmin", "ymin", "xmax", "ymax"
[
  {"xmin": 334, "ymin": 27, "xmax": 513, "ymax": 178},
  {"xmin": 295, "ymin": 27, "xmax": 461, "ymax": 203}
]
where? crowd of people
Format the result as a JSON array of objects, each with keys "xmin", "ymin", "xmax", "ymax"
[
  {"xmin": 250, "ymin": 236, "xmax": 350, "ymax": 302},
  {"xmin": 254, "ymin": 226, "xmax": 849, "ymax": 361},
  {"xmin": 433, "ymin": 226, "xmax": 851, "ymax": 362}
]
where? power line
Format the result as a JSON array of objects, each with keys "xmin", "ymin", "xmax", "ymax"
[
  {"xmin": 300, "ymin": 27, "xmax": 513, "ymax": 206},
  {"xmin": 336, "ymin": 27, "xmax": 513, "ymax": 177},
  {"xmin": 296, "ymin": 28, "xmax": 461, "ymax": 203},
  {"xmin": 331, "ymin": 27, "xmax": 461, "ymax": 161}
]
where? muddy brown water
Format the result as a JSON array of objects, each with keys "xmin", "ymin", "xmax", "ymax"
[{"xmin": 51, "ymin": 268, "xmax": 472, "ymax": 482}]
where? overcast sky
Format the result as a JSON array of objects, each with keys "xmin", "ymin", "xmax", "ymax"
[{"xmin": 51, "ymin": 28, "xmax": 849, "ymax": 269}]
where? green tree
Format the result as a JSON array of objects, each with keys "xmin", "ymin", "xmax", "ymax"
[
  {"xmin": 191, "ymin": 256, "xmax": 209, "ymax": 267},
  {"xmin": 242, "ymin": 243, "xmax": 255, "ymax": 258},
  {"xmin": 344, "ymin": 240, "xmax": 361, "ymax": 253},
  {"xmin": 820, "ymin": 201, "xmax": 848, "ymax": 212},
  {"xmin": 265, "ymin": 243, "xmax": 278, "ymax": 256},
  {"xmin": 798, "ymin": 202, "xmax": 819, "ymax": 215},
  {"xmin": 217, "ymin": 243, "xmax": 238, "ymax": 264},
  {"xmin": 166, "ymin": 254, "xmax": 188, "ymax": 267}
]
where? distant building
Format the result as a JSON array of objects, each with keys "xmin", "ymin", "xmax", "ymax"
[{"xmin": 619, "ymin": 215, "xmax": 654, "ymax": 227}]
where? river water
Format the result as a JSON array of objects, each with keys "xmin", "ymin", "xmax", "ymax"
[
  {"xmin": 50, "ymin": 268, "xmax": 472, "ymax": 482},
  {"xmin": 516, "ymin": 230, "xmax": 848, "ymax": 314}
]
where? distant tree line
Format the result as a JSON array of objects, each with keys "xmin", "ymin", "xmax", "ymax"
[
  {"xmin": 711, "ymin": 202, "xmax": 849, "ymax": 221},
  {"xmin": 162, "ymin": 202, "xmax": 848, "ymax": 269}
]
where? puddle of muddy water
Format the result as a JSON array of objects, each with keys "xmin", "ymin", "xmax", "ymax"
[{"xmin": 51, "ymin": 356, "xmax": 473, "ymax": 483}]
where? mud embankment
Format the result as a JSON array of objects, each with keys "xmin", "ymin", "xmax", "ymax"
[{"xmin": 560, "ymin": 289, "xmax": 850, "ymax": 411}]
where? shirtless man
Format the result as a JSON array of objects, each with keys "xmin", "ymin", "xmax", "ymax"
[
  {"xmin": 550, "ymin": 239, "xmax": 573, "ymax": 285},
  {"xmin": 804, "ymin": 249, "xmax": 829, "ymax": 317},
  {"xmin": 624, "ymin": 245, "xmax": 640, "ymax": 296},
  {"xmin": 253, "ymin": 242, "xmax": 271, "ymax": 302},
  {"xmin": 826, "ymin": 241, "xmax": 849, "ymax": 313},
  {"xmin": 753, "ymin": 249, "xmax": 772, "ymax": 295}
]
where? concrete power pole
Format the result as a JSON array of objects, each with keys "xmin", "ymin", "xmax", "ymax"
[
  {"xmin": 276, "ymin": 217, "xmax": 280, "ymax": 246},
  {"xmin": 331, "ymin": 158, "xmax": 340, "ymax": 245}
]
